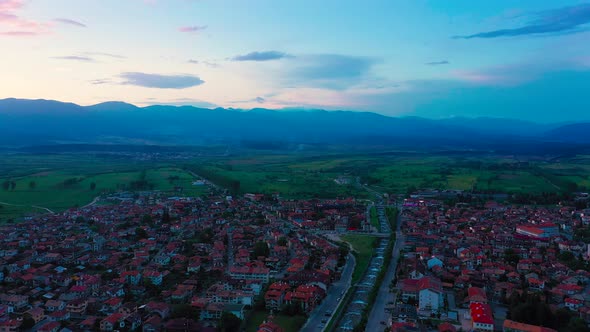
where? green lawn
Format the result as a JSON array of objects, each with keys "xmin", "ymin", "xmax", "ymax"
[
  {"xmin": 190, "ymin": 162, "xmax": 367, "ymax": 199},
  {"xmin": 369, "ymin": 206, "xmax": 379, "ymax": 229},
  {"xmin": 0, "ymin": 167, "xmax": 206, "ymax": 221},
  {"xmin": 245, "ymin": 309, "xmax": 305, "ymax": 332},
  {"xmin": 341, "ymin": 234, "xmax": 377, "ymax": 284},
  {"xmin": 3, "ymin": 151, "xmax": 590, "ymax": 221}
]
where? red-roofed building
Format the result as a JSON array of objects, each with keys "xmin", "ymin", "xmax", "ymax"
[
  {"xmin": 284, "ymin": 284, "xmax": 325, "ymax": 313},
  {"xmin": 469, "ymin": 302, "xmax": 493, "ymax": 331},
  {"xmin": 37, "ymin": 321, "xmax": 60, "ymax": 332},
  {"xmin": 257, "ymin": 315, "xmax": 284, "ymax": 332},
  {"xmin": 0, "ymin": 319, "xmax": 21, "ymax": 332},
  {"xmin": 229, "ymin": 264, "xmax": 270, "ymax": 282},
  {"xmin": 100, "ymin": 313, "xmax": 125, "ymax": 331},
  {"xmin": 503, "ymin": 319, "xmax": 557, "ymax": 332},
  {"xmin": 516, "ymin": 223, "xmax": 559, "ymax": 239},
  {"xmin": 265, "ymin": 282, "xmax": 291, "ymax": 310},
  {"xmin": 438, "ymin": 322, "xmax": 457, "ymax": 332},
  {"xmin": 400, "ymin": 276, "xmax": 443, "ymax": 311},
  {"xmin": 467, "ymin": 287, "xmax": 487, "ymax": 304},
  {"xmin": 565, "ymin": 297, "xmax": 583, "ymax": 311}
]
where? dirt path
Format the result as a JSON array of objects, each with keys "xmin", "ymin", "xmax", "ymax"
[
  {"xmin": 0, "ymin": 201, "xmax": 55, "ymax": 214},
  {"xmin": 81, "ymin": 196, "xmax": 100, "ymax": 209}
]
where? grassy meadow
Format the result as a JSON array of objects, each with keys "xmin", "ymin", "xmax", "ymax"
[
  {"xmin": 341, "ymin": 234, "xmax": 377, "ymax": 284},
  {"xmin": 0, "ymin": 154, "xmax": 207, "ymax": 221},
  {"xmin": 2, "ymin": 151, "xmax": 590, "ymax": 221}
]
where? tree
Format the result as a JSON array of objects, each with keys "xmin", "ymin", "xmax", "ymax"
[
  {"xmin": 252, "ymin": 241, "xmax": 269, "ymax": 259},
  {"xmin": 21, "ymin": 316, "xmax": 35, "ymax": 329},
  {"xmin": 219, "ymin": 312, "xmax": 241, "ymax": 332},
  {"xmin": 277, "ymin": 236, "xmax": 287, "ymax": 246},
  {"xmin": 142, "ymin": 214, "xmax": 153, "ymax": 225},
  {"xmin": 170, "ymin": 304, "xmax": 199, "ymax": 319},
  {"xmin": 504, "ymin": 249, "xmax": 519, "ymax": 266},
  {"xmin": 566, "ymin": 318, "xmax": 590, "ymax": 332},
  {"xmin": 161, "ymin": 209, "xmax": 171, "ymax": 224},
  {"xmin": 135, "ymin": 227, "xmax": 148, "ymax": 239},
  {"xmin": 1, "ymin": 180, "xmax": 9, "ymax": 191},
  {"xmin": 90, "ymin": 182, "xmax": 96, "ymax": 190},
  {"xmin": 29, "ymin": 181, "xmax": 36, "ymax": 190},
  {"xmin": 10, "ymin": 181, "xmax": 16, "ymax": 191}
]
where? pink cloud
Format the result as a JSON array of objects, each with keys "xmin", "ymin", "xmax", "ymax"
[
  {"xmin": 452, "ymin": 70, "xmax": 505, "ymax": 84},
  {"xmin": 0, "ymin": 0, "xmax": 52, "ymax": 36},
  {"xmin": 0, "ymin": 12, "xmax": 17, "ymax": 21},
  {"xmin": 0, "ymin": 30, "xmax": 37, "ymax": 36},
  {"xmin": 0, "ymin": 0, "xmax": 24, "ymax": 11},
  {"xmin": 451, "ymin": 64, "xmax": 538, "ymax": 86}
]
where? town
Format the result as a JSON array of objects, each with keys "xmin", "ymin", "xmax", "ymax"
[{"xmin": 0, "ymin": 181, "xmax": 589, "ymax": 332}]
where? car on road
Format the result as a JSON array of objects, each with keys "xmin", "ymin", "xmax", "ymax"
[
  {"xmin": 321, "ymin": 319, "xmax": 327, "ymax": 323},
  {"xmin": 380, "ymin": 321, "xmax": 386, "ymax": 325}
]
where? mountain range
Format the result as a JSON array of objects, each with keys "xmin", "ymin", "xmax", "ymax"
[{"xmin": 0, "ymin": 98, "xmax": 588, "ymax": 150}]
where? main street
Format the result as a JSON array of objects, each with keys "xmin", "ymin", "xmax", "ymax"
[
  {"xmin": 301, "ymin": 253, "xmax": 356, "ymax": 332},
  {"xmin": 365, "ymin": 209, "xmax": 404, "ymax": 332}
]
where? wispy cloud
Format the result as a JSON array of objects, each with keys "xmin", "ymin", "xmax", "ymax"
[
  {"xmin": 89, "ymin": 79, "xmax": 112, "ymax": 85},
  {"xmin": 232, "ymin": 51, "xmax": 291, "ymax": 61},
  {"xmin": 120, "ymin": 72, "xmax": 205, "ymax": 89},
  {"xmin": 455, "ymin": 3, "xmax": 590, "ymax": 39},
  {"xmin": 187, "ymin": 59, "xmax": 219, "ymax": 67},
  {"xmin": 179, "ymin": 25, "xmax": 207, "ymax": 33},
  {"xmin": 54, "ymin": 18, "xmax": 86, "ymax": 28},
  {"xmin": 450, "ymin": 62, "xmax": 548, "ymax": 86},
  {"xmin": 0, "ymin": 30, "xmax": 38, "ymax": 36},
  {"xmin": 84, "ymin": 52, "xmax": 126, "ymax": 59},
  {"xmin": 52, "ymin": 55, "xmax": 95, "ymax": 62},
  {"xmin": 426, "ymin": 60, "xmax": 449, "ymax": 66}
]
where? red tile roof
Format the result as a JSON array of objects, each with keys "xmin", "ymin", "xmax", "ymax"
[{"xmin": 469, "ymin": 302, "xmax": 493, "ymax": 325}]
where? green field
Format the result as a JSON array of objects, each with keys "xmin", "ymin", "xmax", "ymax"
[
  {"xmin": 186, "ymin": 153, "xmax": 588, "ymax": 199},
  {"xmin": 245, "ymin": 309, "xmax": 305, "ymax": 332},
  {"xmin": 187, "ymin": 157, "xmax": 368, "ymax": 199},
  {"xmin": 2, "ymin": 151, "xmax": 590, "ymax": 221},
  {"xmin": 341, "ymin": 234, "xmax": 377, "ymax": 285},
  {"xmin": 0, "ymin": 165, "xmax": 206, "ymax": 221}
]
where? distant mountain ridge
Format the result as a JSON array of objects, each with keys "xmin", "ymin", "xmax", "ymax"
[{"xmin": 0, "ymin": 98, "xmax": 586, "ymax": 148}]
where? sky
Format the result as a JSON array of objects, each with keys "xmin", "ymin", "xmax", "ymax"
[{"xmin": 1, "ymin": 0, "xmax": 590, "ymax": 122}]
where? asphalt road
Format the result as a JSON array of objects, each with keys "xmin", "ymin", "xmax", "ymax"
[
  {"xmin": 365, "ymin": 210, "xmax": 404, "ymax": 332},
  {"xmin": 301, "ymin": 253, "xmax": 356, "ymax": 332}
]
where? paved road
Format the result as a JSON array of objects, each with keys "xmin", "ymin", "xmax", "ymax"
[
  {"xmin": 365, "ymin": 210, "xmax": 404, "ymax": 332},
  {"xmin": 301, "ymin": 253, "xmax": 356, "ymax": 332}
]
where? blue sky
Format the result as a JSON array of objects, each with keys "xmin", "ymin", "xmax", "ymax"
[{"xmin": 1, "ymin": 0, "xmax": 590, "ymax": 122}]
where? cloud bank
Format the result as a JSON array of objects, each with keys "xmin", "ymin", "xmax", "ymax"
[
  {"xmin": 120, "ymin": 72, "xmax": 205, "ymax": 89},
  {"xmin": 232, "ymin": 51, "xmax": 291, "ymax": 61},
  {"xmin": 455, "ymin": 3, "xmax": 590, "ymax": 39}
]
